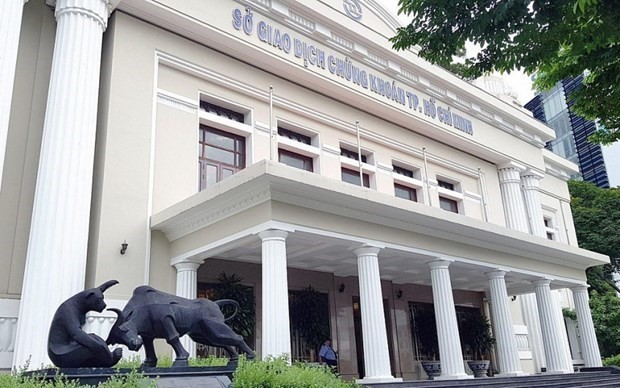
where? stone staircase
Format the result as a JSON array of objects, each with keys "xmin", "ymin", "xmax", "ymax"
[{"xmin": 361, "ymin": 368, "xmax": 620, "ymax": 388}]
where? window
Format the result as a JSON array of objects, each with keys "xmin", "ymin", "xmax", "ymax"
[
  {"xmin": 200, "ymin": 101, "xmax": 245, "ymax": 123},
  {"xmin": 199, "ymin": 125, "xmax": 245, "ymax": 190},
  {"xmin": 279, "ymin": 149, "xmax": 313, "ymax": 172},
  {"xmin": 437, "ymin": 179, "xmax": 455, "ymax": 191},
  {"xmin": 439, "ymin": 196, "xmax": 459, "ymax": 213},
  {"xmin": 393, "ymin": 165, "xmax": 414, "ymax": 178},
  {"xmin": 278, "ymin": 127, "xmax": 311, "ymax": 145},
  {"xmin": 342, "ymin": 167, "xmax": 369, "ymax": 188},
  {"xmin": 395, "ymin": 184, "xmax": 417, "ymax": 202},
  {"xmin": 544, "ymin": 217, "xmax": 556, "ymax": 241},
  {"xmin": 340, "ymin": 147, "xmax": 367, "ymax": 163}
]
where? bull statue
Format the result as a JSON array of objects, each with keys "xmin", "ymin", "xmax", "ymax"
[
  {"xmin": 106, "ymin": 286, "xmax": 255, "ymax": 367},
  {"xmin": 48, "ymin": 280, "xmax": 123, "ymax": 368}
]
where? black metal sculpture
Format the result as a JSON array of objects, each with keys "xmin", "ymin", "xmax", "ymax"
[
  {"xmin": 48, "ymin": 280, "xmax": 123, "ymax": 368},
  {"xmin": 106, "ymin": 286, "xmax": 255, "ymax": 367}
]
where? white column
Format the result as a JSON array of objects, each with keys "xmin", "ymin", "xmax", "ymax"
[
  {"xmin": 175, "ymin": 262, "xmax": 201, "ymax": 359},
  {"xmin": 259, "ymin": 230, "xmax": 291, "ymax": 360},
  {"xmin": 520, "ymin": 293, "xmax": 546, "ymax": 373},
  {"xmin": 554, "ymin": 291, "xmax": 575, "ymax": 371},
  {"xmin": 571, "ymin": 285, "xmax": 602, "ymax": 367},
  {"xmin": 0, "ymin": 0, "xmax": 29, "ymax": 193},
  {"xmin": 486, "ymin": 271, "xmax": 525, "ymax": 376},
  {"xmin": 521, "ymin": 171, "xmax": 546, "ymax": 238},
  {"xmin": 428, "ymin": 260, "xmax": 471, "ymax": 380},
  {"xmin": 354, "ymin": 246, "xmax": 401, "ymax": 383},
  {"xmin": 533, "ymin": 280, "xmax": 572, "ymax": 373},
  {"xmin": 498, "ymin": 163, "xmax": 547, "ymax": 373},
  {"xmin": 497, "ymin": 164, "xmax": 529, "ymax": 233},
  {"xmin": 12, "ymin": 0, "xmax": 112, "ymax": 369}
]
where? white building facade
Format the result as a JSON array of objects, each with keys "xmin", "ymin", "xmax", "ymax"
[{"xmin": 0, "ymin": 0, "xmax": 607, "ymax": 382}]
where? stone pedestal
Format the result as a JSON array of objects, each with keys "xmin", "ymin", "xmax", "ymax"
[
  {"xmin": 259, "ymin": 230, "xmax": 291, "ymax": 360},
  {"xmin": 13, "ymin": 0, "xmax": 112, "ymax": 369},
  {"xmin": 429, "ymin": 260, "xmax": 471, "ymax": 380},
  {"xmin": 486, "ymin": 271, "xmax": 525, "ymax": 376}
]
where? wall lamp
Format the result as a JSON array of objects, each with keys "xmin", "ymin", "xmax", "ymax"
[
  {"xmin": 396, "ymin": 289, "xmax": 403, "ymax": 299},
  {"xmin": 120, "ymin": 240, "xmax": 128, "ymax": 255},
  {"xmin": 338, "ymin": 283, "xmax": 346, "ymax": 293}
]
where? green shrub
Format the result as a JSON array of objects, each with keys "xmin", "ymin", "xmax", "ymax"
[
  {"xmin": 232, "ymin": 356, "xmax": 356, "ymax": 387},
  {"xmin": 114, "ymin": 355, "xmax": 228, "ymax": 369},
  {"xmin": 603, "ymin": 354, "xmax": 620, "ymax": 367}
]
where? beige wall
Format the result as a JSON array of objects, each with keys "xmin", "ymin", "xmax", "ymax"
[{"xmin": 0, "ymin": 1, "xmax": 55, "ymax": 297}]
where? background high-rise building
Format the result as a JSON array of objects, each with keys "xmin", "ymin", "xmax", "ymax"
[{"xmin": 525, "ymin": 75, "xmax": 618, "ymax": 188}]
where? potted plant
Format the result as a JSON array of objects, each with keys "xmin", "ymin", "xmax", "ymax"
[
  {"xmin": 289, "ymin": 285, "xmax": 330, "ymax": 362},
  {"xmin": 412, "ymin": 306, "xmax": 441, "ymax": 380},
  {"xmin": 462, "ymin": 314, "xmax": 496, "ymax": 378}
]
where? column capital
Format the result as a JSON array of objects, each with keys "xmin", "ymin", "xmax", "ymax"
[
  {"xmin": 428, "ymin": 259, "xmax": 453, "ymax": 270},
  {"xmin": 498, "ymin": 161, "xmax": 526, "ymax": 172},
  {"xmin": 486, "ymin": 270, "xmax": 507, "ymax": 280},
  {"xmin": 258, "ymin": 229, "xmax": 289, "ymax": 241},
  {"xmin": 570, "ymin": 284, "xmax": 589, "ymax": 294},
  {"xmin": 49, "ymin": 0, "xmax": 112, "ymax": 31},
  {"xmin": 353, "ymin": 245, "xmax": 381, "ymax": 257},
  {"xmin": 174, "ymin": 262, "xmax": 201, "ymax": 272},
  {"xmin": 520, "ymin": 169, "xmax": 545, "ymax": 180},
  {"xmin": 532, "ymin": 278, "xmax": 552, "ymax": 287}
]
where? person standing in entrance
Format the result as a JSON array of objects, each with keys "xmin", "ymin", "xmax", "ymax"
[{"xmin": 319, "ymin": 338, "xmax": 338, "ymax": 368}]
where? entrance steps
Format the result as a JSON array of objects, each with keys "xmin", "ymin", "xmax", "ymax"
[{"xmin": 361, "ymin": 368, "xmax": 620, "ymax": 388}]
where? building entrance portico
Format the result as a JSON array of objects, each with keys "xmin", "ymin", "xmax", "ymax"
[{"xmin": 153, "ymin": 161, "xmax": 602, "ymax": 380}]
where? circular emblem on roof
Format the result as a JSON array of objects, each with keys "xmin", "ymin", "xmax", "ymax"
[{"xmin": 343, "ymin": 0, "xmax": 363, "ymax": 21}]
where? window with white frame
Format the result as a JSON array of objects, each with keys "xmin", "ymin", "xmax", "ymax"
[
  {"xmin": 436, "ymin": 176, "xmax": 463, "ymax": 214},
  {"xmin": 339, "ymin": 144, "xmax": 374, "ymax": 188},
  {"xmin": 543, "ymin": 216, "xmax": 556, "ymax": 241},
  {"xmin": 392, "ymin": 163, "xmax": 423, "ymax": 203},
  {"xmin": 198, "ymin": 97, "xmax": 252, "ymax": 190},
  {"xmin": 277, "ymin": 124, "xmax": 319, "ymax": 173}
]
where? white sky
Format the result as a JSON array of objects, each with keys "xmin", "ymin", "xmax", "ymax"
[{"xmin": 377, "ymin": 0, "xmax": 535, "ymax": 104}]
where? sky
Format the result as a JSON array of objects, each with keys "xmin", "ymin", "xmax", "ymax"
[{"xmin": 377, "ymin": 0, "xmax": 536, "ymax": 104}]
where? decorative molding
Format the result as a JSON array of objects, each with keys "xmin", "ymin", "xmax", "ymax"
[
  {"xmin": 162, "ymin": 189, "xmax": 272, "ymax": 241},
  {"xmin": 0, "ymin": 299, "xmax": 19, "ymax": 369},
  {"xmin": 157, "ymin": 89, "xmax": 198, "ymax": 114}
]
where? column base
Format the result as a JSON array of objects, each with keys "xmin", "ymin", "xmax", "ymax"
[
  {"xmin": 356, "ymin": 377, "xmax": 403, "ymax": 384},
  {"xmin": 497, "ymin": 371, "xmax": 528, "ymax": 377},
  {"xmin": 434, "ymin": 373, "xmax": 473, "ymax": 380},
  {"xmin": 543, "ymin": 369, "xmax": 574, "ymax": 374}
]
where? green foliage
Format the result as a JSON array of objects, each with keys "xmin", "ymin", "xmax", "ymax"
[
  {"xmin": 289, "ymin": 286, "xmax": 330, "ymax": 353},
  {"xmin": 214, "ymin": 272, "xmax": 256, "ymax": 340},
  {"xmin": 603, "ymin": 354, "xmax": 620, "ymax": 367},
  {"xmin": 589, "ymin": 291, "xmax": 620, "ymax": 358},
  {"xmin": 232, "ymin": 356, "xmax": 356, "ymax": 388},
  {"xmin": 390, "ymin": 0, "xmax": 620, "ymax": 144},
  {"xmin": 568, "ymin": 180, "xmax": 620, "ymax": 294},
  {"xmin": 114, "ymin": 355, "xmax": 228, "ymax": 369},
  {"xmin": 562, "ymin": 308, "xmax": 577, "ymax": 321},
  {"xmin": 460, "ymin": 314, "xmax": 496, "ymax": 360},
  {"xmin": 0, "ymin": 369, "xmax": 153, "ymax": 387}
]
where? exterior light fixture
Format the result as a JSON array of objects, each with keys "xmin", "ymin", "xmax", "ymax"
[
  {"xmin": 338, "ymin": 283, "xmax": 346, "ymax": 293},
  {"xmin": 120, "ymin": 241, "xmax": 128, "ymax": 255},
  {"xmin": 396, "ymin": 289, "xmax": 403, "ymax": 299}
]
